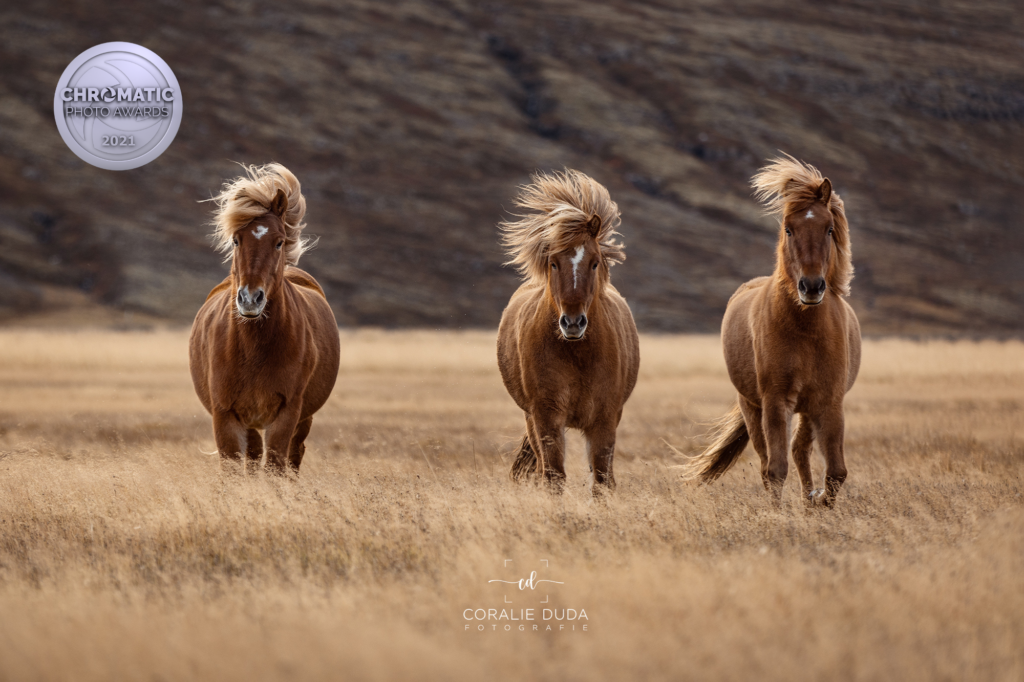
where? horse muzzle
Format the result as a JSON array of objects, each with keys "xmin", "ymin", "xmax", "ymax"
[
  {"xmin": 797, "ymin": 277, "xmax": 826, "ymax": 306},
  {"xmin": 236, "ymin": 285, "xmax": 266, "ymax": 318},
  {"xmin": 559, "ymin": 313, "xmax": 588, "ymax": 340}
]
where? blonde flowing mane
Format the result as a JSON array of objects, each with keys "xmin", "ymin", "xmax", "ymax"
[
  {"xmin": 500, "ymin": 169, "xmax": 625, "ymax": 284},
  {"xmin": 209, "ymin": 163, "xmax": 313, "ymax": 265},
  {"xmin": 752, "ymin": 154, "xmax": 853, "ymax": 297}
]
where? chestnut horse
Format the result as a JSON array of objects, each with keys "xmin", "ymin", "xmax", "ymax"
[
  {"xmin": 497, "ymin": 170, "xmax": 640, "ymax": 494},
  {"xmin": 189, "ymin": 163, "xmax": 340, "ymax": 474},
  {"xmin": 682, "ymin": 155, "xmax": 861, "ymax": 507}
]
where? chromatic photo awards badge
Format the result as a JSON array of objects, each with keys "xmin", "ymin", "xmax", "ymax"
[{"xmin": 53, "ymin": 42, "xmax": 182, "ymax": 171}]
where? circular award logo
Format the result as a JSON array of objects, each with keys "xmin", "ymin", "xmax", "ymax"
[{"xmin": 53, "ymin": 42, "xmax": 183, "ymax": 171}]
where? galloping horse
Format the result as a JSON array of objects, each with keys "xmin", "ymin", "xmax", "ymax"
[
  {"xmin": 682, "ymin": 155, "xmax": 861, "ymax": 507},
  {"xmin": 189, "ymin": 163, "xmax": 340, "ymax": 474},
  {"xmin": 497, "ymin": 170, "xmax": 640, "ymax": 493}
]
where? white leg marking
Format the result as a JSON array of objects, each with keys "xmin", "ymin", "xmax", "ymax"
[
  {"xmin": 805, "ymin": 210, "xmax": 814, "ymax": 219},
  {"xmin": 570, "ymin": 245, "xmax": 585, "ymax": 289},
  {"xmin": 252, "ymin": 225, "xmax": 268, "ymax": 239}
]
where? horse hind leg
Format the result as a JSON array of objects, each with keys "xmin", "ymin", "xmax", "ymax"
[
  {"xmin": 791, "ymin": 415, "xmax": 815, "ymax": 501},
  {"xmin": 287, "ymin": 417, "xmax": 313, "ymax": 472},
  {"xmin": 509, "ymin": 434, "xmax": 537, "ymax": 482},
  {"xmin": 511, "ymin": 413, "xmax": 566, "ymax": 492},
  {"xmin": 760, "ymin": 397, "xmax": 793, "ymax": 504},
  {"xmin": 245, "ymin": 429, "xmax": 263, "ymax": 475},
  {"xmin": 810, "ymin": 407, "xmax": 848, "ymax": 509},
  {"xmin": 738, "ymin": 397, "xmax": 768, "ymax": 483}
]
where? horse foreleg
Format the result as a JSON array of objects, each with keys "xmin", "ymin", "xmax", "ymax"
[
  {"xmin": 264, "ymin": 403, "xmax": 302, "ymax": 475},
  {"xmin": 810, "ymin": 406, "xmax": 847, "ymax": 508},
  {"xmin": 213, "ymin": 410, "xmax": 247, "ymax": 474},
  {"xmin": 760, "ymin": 398, "xmax": 792, "ymax": 503},
  {"xmin": 245, "ymin": 429, "xmax": 263, "ymax": 475},
  {"xmin": 288, "ymin": 417, "xmax": 313, "ymax": 472},
  {"xmin": 531, "ymin": 413, "xmax": 567, "ymax": 492},
  {"xmin": 585, "ymin": 422, "xmax": 617, "ymax": 496},
  {"xmin": 791, "ymin": 414, "xmax": 815, "ymax": 500}
]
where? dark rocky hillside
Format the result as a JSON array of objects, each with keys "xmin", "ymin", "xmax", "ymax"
[{"xmin": 1, "ymin": 0, "xmax": 1022, "ymax": 333}]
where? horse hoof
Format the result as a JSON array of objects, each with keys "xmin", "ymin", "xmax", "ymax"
[{"xmin": 808, "ymin": 489, "xmax": 837, "ymax": 509}]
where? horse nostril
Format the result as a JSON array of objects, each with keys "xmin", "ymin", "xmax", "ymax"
[
  {"xmin": 799, "ymin": 278, "xmax": 825, "ymax": 298},
  {"xmin": 579, "ymin": 314, "xmax": 588, "ymax": 328},
  {"xmin": 559, "ymin": 315, "xmax": 569, "ymax": 328},
  {"xmin": 254, "ymin": 289, "xmax": 265, "ymax": 304}
]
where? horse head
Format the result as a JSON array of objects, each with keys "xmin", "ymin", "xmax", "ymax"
[
  {"xmin": 547, "ymin": 216, "xmax": 605, "ymax": 340},
  {"xmin": 230, "ymin": 189, "xmax": 289, "ymax": 319},
  {"xmin": 780, "ymin": 178, "xmax": 835, "ymax": 306}
]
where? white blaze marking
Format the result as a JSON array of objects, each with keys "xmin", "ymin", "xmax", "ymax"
[
  {"xmin": 805, "ymin": 210, "xmax": 815, "ymax": 220},
  {"xmin": 570, "ymin": 245, "xmax": 585, "ymax": 289},
  {"xmin": 252, "ymin": 225, "xmax": 268, "ymax": 239}
]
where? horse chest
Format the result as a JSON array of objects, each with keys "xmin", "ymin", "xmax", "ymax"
[{"xmin": 210, "ymin": 349, "xmax": 301, "ymax": 427}]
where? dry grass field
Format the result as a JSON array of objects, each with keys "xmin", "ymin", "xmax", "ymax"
[{"xmin": 0, "ymin": 328, "xmax": 1022, "ymax": 681}]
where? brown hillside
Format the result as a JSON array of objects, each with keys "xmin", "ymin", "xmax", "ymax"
[{"xmin": 1, "ymin": 1, "xmax": 1022, "ymax": 333}]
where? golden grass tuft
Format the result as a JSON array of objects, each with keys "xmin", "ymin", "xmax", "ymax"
[{"xmin": 0, "ymin": 329, "xmax": 1022, "ymax": 680}]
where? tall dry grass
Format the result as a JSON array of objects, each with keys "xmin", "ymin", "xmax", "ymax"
[{"xmin": 0, "ymin": 329, "xmax": 1022, "ymax": 680}]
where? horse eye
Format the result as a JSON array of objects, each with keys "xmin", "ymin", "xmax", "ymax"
[
  {"xmin": 828, "ymin": 227, "xmax": 834, "ymax": 236},
  {"xmin": 784, "ymin": 227, "xmax": 792, "ymax": 236},
  {"xmin": 592, "ymin": 263, "xmax": 598, "ymax": 270},
  {"xmin": 276, "ymin": 241, "xmax": 284, "ymax": 250},
  {"xmin": 551, "ymin": 263, "xmax": 557, "ymax": 270},
  {"xmin": 232, "ymin": 238, "xmax": 239, "ymax": 247}
]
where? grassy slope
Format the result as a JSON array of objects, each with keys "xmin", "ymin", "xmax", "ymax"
[{"xmin": 1, "ymin": 1, "xmax": 1023, "ymax": 332}]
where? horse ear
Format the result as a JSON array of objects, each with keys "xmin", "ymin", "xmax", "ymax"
[
  {"xmin": 586, "ymin": 215, "xmax": 601, "ymax": 238},
  {"xmin": 817, "ymin": 178, "xmax": 832, "ymax": 205},
  {"xmin": 270, "ymin": 189, "xmax": 288, "ymax": 218}
]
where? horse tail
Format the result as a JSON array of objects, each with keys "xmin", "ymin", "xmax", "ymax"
[
  {"xmin": 681, "ymin": 404, "xmax": 749, "ymax": 482},
  {"xmin": 509, "ymin": 434, "xmax": 538, "ymax": 482}
]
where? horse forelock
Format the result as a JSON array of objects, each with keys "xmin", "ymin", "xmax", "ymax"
[
  {"xmin": 754, "ymin": 154, "xmax": 853, "ymax": 297},
  {"xmin": 207, "ymin": 162, "xmax": 316, "ymax": 266},
  {"xmin": 499, "ymin": 169, "xmax": 625, "ymax": 284}
]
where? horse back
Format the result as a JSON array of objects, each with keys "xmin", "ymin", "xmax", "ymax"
[
  {"xmin": 285, "ymin": 266, "xmax": 328, "ymax": 298},
  {"xmin": 203, "ymin": 276, "xmax": 232, "ymax": 303}
]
